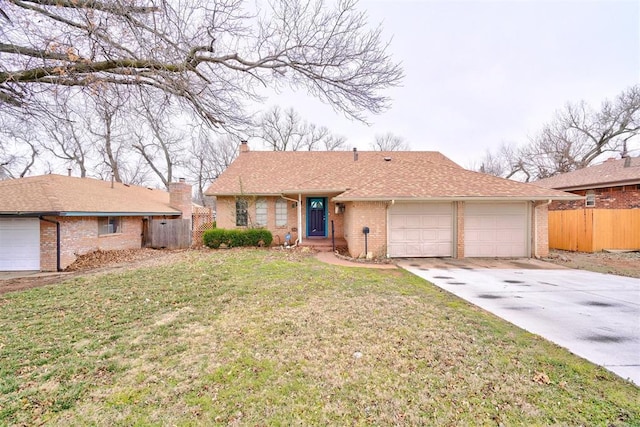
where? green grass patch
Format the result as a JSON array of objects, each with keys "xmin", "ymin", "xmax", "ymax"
[{"xmin": 0, "ymin": 249, "xmax": 637, "ymax": 425}]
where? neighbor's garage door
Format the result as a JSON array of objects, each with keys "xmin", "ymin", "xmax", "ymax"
[
  {"xmin": 464, "ymin": 202, "xmax": 528, "ymax": 257},
  {"xmin": 0, "ymin": 218, "xmax": 40, "ymax": 271},
  {"xmin": 388, "ymin": 202, "xmax": 453, "ymax": 257}
]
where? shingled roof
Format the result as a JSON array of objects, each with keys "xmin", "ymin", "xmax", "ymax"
[
  {"xmin": 534, "ymin": 157, "xmax": 640, "ymax": 191},
  {"xmin": 0, "ymin": 174, "xmax": 181, "ymax": 216},
  {"xmin": 205, "ymin": 150, "xmax": 578, "ymax": 201}
]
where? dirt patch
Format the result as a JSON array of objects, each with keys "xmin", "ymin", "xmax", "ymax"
[
  {"xmin": 544, "ymin": 250, "xmax": 640, "ymax": 279},
  {"xmin": 0, "ymin": 248, "xmax": 190, "ymax": 295}
]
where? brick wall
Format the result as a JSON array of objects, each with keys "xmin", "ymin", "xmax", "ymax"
[
  {"xmin": 57, "ymin": 216, "xmax": 143, "ymax": 269},
  {"xmin": 40, "ymin": 219, "xmax": 57, "ymax": 271},
  {"xmin": 455, "ymin": 201, "xmax": 465, "ymax": 258},
  {"xmin": 213, "ymin": 195, "xmax": 346, "ymax": 246},
  {"xmin": 533, "ymin": 201, "xmax": 549, "ymax": 257},
  {"xmin": 169, "ymin": 179, "xmax": 193, "ymax": 224},
  {"xmin": 343, "ymin": 201, "xmax": 387, "ymax": 258},
  {"xmin": 550, "ymin": 186, "xmax": 640, "ymax": 210}
]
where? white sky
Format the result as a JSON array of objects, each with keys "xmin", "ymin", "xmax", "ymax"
[{"xmin": 261, "ymin": 0, "xmax": 640, "ymax": 167}]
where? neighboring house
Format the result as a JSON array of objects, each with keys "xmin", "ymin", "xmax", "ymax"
[
  {"xmin": 205, "ymin": 142, "xmax": 579, "ymax": 259},
  {"xmin": 535, "ymin": 156, "xmax": 640, "ymax": 252},
  {"xmin": 0, "ymin": 175, "xmax": 193, "ymax": 271}
]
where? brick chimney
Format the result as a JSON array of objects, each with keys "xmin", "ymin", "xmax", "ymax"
[
  {"xmin": 240, "ymin": 140, "xmax": 249, "ymax": 153},
  {"xmin": 169, "ymin": 178, "xmax": 193, "ymax": 223}
]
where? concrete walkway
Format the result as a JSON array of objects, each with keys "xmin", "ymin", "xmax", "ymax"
[{"xmin": 399, "ymin": 259, "xmax": 640, "ymax": 385}]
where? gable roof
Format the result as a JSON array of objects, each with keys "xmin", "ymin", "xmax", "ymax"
[
  {"xmin": 205, "ymin": 150, "xmax": 578, "ymax": 201},
  {"xmin": 0, "ymin": 174, "xmax": 181, "ymax": 216},
  {"xmin": 534, "ymin": 157, "xmax": 640, "ymax": 191}
]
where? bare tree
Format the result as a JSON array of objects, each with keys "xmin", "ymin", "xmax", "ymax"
[
  {"xmin": 186, "ymin": 132, "xmax": 238, "ymax": 204},
  {"xmin": 40, "ymin": 99, "xmax": 94, "ymax": 177},
  {"xmin": 84, "ymin": 89, "xmax": 132, "ymax": 183},
  {"xmin": 258, "ymin": 106, "xmax": 346, "ymax": 151},
  {"xmin": 370, "ymin": 132, "xmax": 409, "ymax": 151},
  {"xmin": 1, "ymin": 0, "xmax": 402, "ymax": 127},
  {"xmin": 0, "ymin": 114, "xmax": 39, "ymax": 178},
  {"xmin": 479, "ymin": 85, "xmax": 640, "ymax": 181},
  {"xmin": 131, "ymin": 96, "xmax": 185, "ymax": 189}
]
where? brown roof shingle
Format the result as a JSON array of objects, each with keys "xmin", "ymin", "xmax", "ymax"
[
  {"xmin": 0, "ymin": 174, "xmax": 180, "ymax": 215},
  {"xmin": 534, "ymin": 157, "xmax": 640, "ymax": 190},
  {"xmin": 205, "ymin": 150, "xmax": 578, "ymax": 201}
]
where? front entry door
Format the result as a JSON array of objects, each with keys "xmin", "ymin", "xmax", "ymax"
[{"xmin": 307, "ymin": 197, "xmax": 326, "ymax": 237}]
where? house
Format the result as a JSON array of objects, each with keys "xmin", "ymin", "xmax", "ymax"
[
  {"xmin": 205, "ymin": 142, "xmax": 579, "ymax": 259},
  {"xmin": 0, "ymin": 175, "xmax": 193, "ymax": 271},
  {"xmin": 534, "ymin": 156, "xmax": 640, "ymax": 252}
]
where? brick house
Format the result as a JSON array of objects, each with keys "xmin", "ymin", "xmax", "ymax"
[
  {"xmin": 0, "ymin": 175, "xmax": 193, "ymax": 271},
  {"xmin": 534, "ymin": 156, "xmax": 640, "ymax": 252},
  {"xmin": 205, "ymin": 143, "xmax": 579, "ymax": 259},
  {"xmin": 535, "ymin": 157, "xmax": 640, "ymax": 210}
]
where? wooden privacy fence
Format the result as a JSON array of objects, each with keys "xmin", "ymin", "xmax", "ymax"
[
  {"xmin": 548, "ymin": 209, "xmax": 640, "ymax": 252},
  {"xmin": 148, "ymin": 218, "xmax": 192, "ymax": 249}
]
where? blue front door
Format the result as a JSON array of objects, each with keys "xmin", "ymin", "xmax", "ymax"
[{"xmin": 307, "ymin": 197, "xmax": 326, "ymax": 237}]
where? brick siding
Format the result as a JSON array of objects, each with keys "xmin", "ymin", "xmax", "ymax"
[
  {"xmin": 40, "ymin": 219, "xmax": 57, "ymax": 271},
  {"xmin": 55, "ymin": 216, "xmax": 142, "ymax": 270},
  {"xmin": 343, "ymin": 201, "xmax": 387, "ymax": 258},
  {"xmin": 550, "ymin": 186, "xmax": 640, "ymax": 210},
  {"xmin": 215, "ymin": 196, "xmax": 552, "ymax": 259},
  {"xmin": 455, "ymin": 201, "xmax": 464, "ymax": 258},
  {"xmin": 533, "ymin": 201, "xmax": 549, "ymax": 257},
  {"xmin": 214, "ymin": 195, "xmax": 346, "ymax": 247}
]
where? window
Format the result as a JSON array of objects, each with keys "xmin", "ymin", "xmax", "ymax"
[
  {"xmin": 98, "ymin": 217, "xmax": 122, "ymax": 235},
  {"xmin": 255, "ymin": 198, "xmax": 267, "ymax": 226},
  {"xmin": 275, "ymin": 199, "xmax": 288, "ymax": 227},
  {"xmin": 585, "ymin": 191, "xmax": 596, "ymax": 207},
  {"xmin": 236, "ymin": 199, "xmax": 248, "ymax": 226}
]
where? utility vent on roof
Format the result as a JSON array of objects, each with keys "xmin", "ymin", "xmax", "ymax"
[{"xmin": 384, "ymin": 157, "xmax": 392, "ymax": 162}]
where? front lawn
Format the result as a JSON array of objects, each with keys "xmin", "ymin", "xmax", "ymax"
[{"xmin": 0, "ymin": 249, "xmax": 637, "ymax": 425}]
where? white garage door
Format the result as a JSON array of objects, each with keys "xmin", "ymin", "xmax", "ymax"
[
  {"xmin": 0, "ymin": 218, "xmax": 40, "ymax": 271},
  {"xmin": 388, "ymin": 202, "xmax": 453, "ymax": 257},
  {"xmin": 464, "ymin": 202, "xmax": 528, "ymax": 257}
]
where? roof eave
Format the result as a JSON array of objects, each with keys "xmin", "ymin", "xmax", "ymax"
[
  {"xmin": 546, "ymin": 179, "xmax": 640, "ymax": 191},
  {"xmin": 0, "ymin": 211, "xmax": 62, "ymax": 217},
  {"xmin": 60, "ymin": 211, "xmax": 182, "ymax": 217},
  {"xmin": 332, "ymin": 195, "xmax": 584, "ymax": 202},
  {"xmin": 207, "ymin": 189, "xmax": 348, "ymax": 197}
]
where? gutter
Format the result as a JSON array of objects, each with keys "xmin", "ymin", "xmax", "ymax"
[
  {"xmin": 332, "ymin": 195, "xmax": 584, "ymax": 202},
  {"xmin": 0, "ymin": 211, "xmax": 181, "ymax": 217},
  {"xmin": 39, "ymin": 216, "xmax": 61, "ymax": 272}
]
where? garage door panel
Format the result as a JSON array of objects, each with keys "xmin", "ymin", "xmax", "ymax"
[
  {"xmin": 389, "ymin": 203, "xmax": 453, "ymax": 257},
  {"xmin": 404, "ymin": 216, "xmax": 422, "ymax": 227},
  {"xmin": 0, "ymin": 218, "xmax": 40, "ymax": 271},
  {"xmin": 465, "ymin": 203, "xmax": 528, "ymax": 258}
]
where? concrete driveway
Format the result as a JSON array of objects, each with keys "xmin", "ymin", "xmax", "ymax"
[{"xmin": 398, "ymin": 258, "xmax": 640, "ymax": 385}]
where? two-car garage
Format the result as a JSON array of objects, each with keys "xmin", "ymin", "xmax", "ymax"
[
  {"xmin": 0, "ymin": 218, "xmax": 40, "ymax": 271},
  {"xmin": 387, "ymin": 201, "xmax": 529, "ymax": 258}
]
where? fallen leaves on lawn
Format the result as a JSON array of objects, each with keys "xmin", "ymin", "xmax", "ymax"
[{"xmin": 532, "ymin": 371, "xmax": 551, "ymax": 385}]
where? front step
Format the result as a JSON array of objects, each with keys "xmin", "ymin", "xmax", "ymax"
[{"xmin": 299, "ymin": 238, "xmax": 347, "ymax": 252}]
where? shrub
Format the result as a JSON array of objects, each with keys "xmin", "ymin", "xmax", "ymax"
[
  {"xmin": 245, "ymin": 228, "xmax": 273, "ymax": 247},
  {"xmin": 226, "ymin": 229, "xmax": 246, "ymax": 248},
  {"xmin": 203, "ymin": 228, "xmax": 273, "ymax": 249},
  {"xmin": 203, "ymin": 228, "xmax": 228, "ymax": 249}
]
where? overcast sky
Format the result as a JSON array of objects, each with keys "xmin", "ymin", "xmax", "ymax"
[{"xmin": 262, "ymin": 0, "xmax": 639, "ymax": 167}]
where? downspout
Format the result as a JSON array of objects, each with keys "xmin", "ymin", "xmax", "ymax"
[
  {"xmin": 40, "ymin": 216, "xmax": 61, "ymax": 272},
  {"xmin": 280, "ymin": 194, "xmax": 303, "ymax": 245}
]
